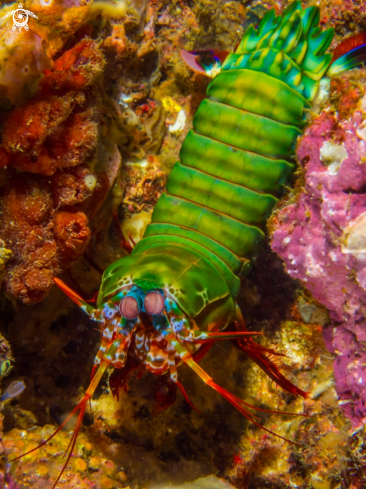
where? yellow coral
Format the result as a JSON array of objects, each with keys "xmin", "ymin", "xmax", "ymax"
[
  {"xmin": 0, "ymin": 239, "xmax": 11, "ymax": 268},
  {"xmin": 0, "ymin": 239, "xmax": 11, "ymax": 285},
  {"xmin": 88, "ymin": 0, "xmax": 127, "ymax": 20},
  {"xmin": 121, "ymin": 210, "xmax": 152, "ymax": 244}
]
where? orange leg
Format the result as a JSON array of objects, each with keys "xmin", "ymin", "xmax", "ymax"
[
  {"xmin": 176, "ymin": 380, "xmax": 203, "ymax": 415},
  {"xmin": 14, "ymin": 361, "xmax": 110, "ymax": 488},
  {"xmin": 168, "ymin": 337, "xmax": 307, "ymax": 446}
]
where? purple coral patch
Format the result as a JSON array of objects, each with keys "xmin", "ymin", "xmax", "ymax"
[{"xmin": 271, "ymin": 80, "xmax": 366, "ymax": 427}]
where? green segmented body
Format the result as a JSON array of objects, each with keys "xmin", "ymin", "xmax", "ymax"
[
  {"xmin": 129, "ymin": 0, "xmax": 333, "ymax": 304},
  {"xmin": 53, "ymin": 0, "xmax": 336, "ymax": 450},
  {"xmin": 99, "ymin": 2, "xmax": 334, "ymax": 331},
  {"xmin": 97, "ymin": 1, "xmax": 335, "ymax": 339}
]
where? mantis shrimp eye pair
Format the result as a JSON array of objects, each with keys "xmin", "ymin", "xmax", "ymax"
[{"xmin": 120, "ymin": 291, "xmax": 165, "ymax": 319}]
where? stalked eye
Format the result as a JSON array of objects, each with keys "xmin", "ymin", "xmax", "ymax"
[
  {"xmin": 144, "ymin": 291, "xmax": 165, "ymax": 315},
  {"xmin": 120, "ymin": 296, "xmax": 140, "ymax": 319}
]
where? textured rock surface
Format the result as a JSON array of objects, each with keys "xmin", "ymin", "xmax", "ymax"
[
  {"xmin": 0, "ymin": 37, "xmax": 115, "ymax": 304},
  {"xmin": 0, "ymin": 334, "xmax": 20, "ymax": 489},
  {"xmin": 271, "ymin": 72, "xmax": 366, "ymax": 428},
  {"xmin": 151, "ymin": 476, "xmax": 236, "ymax": 488},
  {"xmin": 0, "ymin": 0, "xmax": 128, "ymax": 107}
]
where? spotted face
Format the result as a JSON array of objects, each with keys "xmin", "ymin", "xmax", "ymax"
[
  {"xmin": 92, "ymin": 284, "xmax": 197, "ymax": 380},
  {"xmin": 87, "ymin": 245, "xmax": 236, "ymax": 381}
]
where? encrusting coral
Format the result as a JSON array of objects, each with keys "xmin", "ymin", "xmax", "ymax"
[
  {"xmin": 0, "ymin": 333, "xmax": 22, "ymax": 489},
  {"xmin": 1, "ymin": 39, "xmax": 103, "ymax": 177},
  {"xmin": 270, "ymin": 71, "xmax": 366, "ymax": 428},
  {"xmin": 0, "ymin": 0, "xmax": 128, "ymax": 107},
  {"xmin": 0, "ymin": 175, "xmax": 58, "ymax": 304},
  {"xmin": 0, "ymin": 240, "xmax": 12, "ymax": 287},
  {"xmin": 0, "ymin": 38, "xmax": 106, "ymax": 304}
]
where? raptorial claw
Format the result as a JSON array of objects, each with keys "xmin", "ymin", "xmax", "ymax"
[
  {"xmin": 53, "ymin": 278, "xmax": 96, "ymax": 316},
  {"xmin": 167, "ymin": 335, "xmax": 307, "ymax": 446},
  {"xmin": 178, "ymin": 329, "xmax": 264, "ymax": 343}
]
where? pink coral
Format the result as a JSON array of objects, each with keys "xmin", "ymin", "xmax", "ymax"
[{"xmin": 271, "ymin": 73, "xmax": 366, "ymax": 427}]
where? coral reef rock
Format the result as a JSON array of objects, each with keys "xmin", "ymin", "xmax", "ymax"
[
  {"xmin": 0, "ymin": 37, "xmax": 118, "ymax": 304},
  {"xmin": 0, "ymin": 0, "xmax": 127, "ymax": 107},
  {"xmin": 0, "ymin": 333, "xmax": 21, "ymax": 489},
  {"xmin": 151, "ymin": 476, "xmax": 236, "ymax": 489},
  {"xmin": 271, "ymin": 70, "xmax": 366, "ymax": 427}
]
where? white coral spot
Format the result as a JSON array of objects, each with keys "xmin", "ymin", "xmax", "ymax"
[
  {"xmin": 169, "ymin": 109, "xmax": 186, "ymax": 134},
  {"xmin": 305, "ymin": 248, "xmax": 324, "ymax": 277},
  {"xmin": 84, "ymin": 174, "xmax": 97, "ymax": 191},
  {"xmin": 311, "ymin": 78, "xmax": 330, "ymax": 116},
  {"xmin": 119, "ymin": 92, "xmax": 132, "ymax": 107},
  {"xmin": 329, "ymin": 250, "xmax": 338, "ymax": 262},
  {"xmin": 320, "ymin": 140, "xmax": 348, "ymax": 175},
  {"xmin": 356, "ymin": 119, "xmax": 366, "ymax": 142},
  {"xmin": 341, "ymin": 211, "xmax": 366, "ymax": 255}
]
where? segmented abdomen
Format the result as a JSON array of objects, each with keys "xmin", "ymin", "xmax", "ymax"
[{"xmin": 134, "ymin": 67, "xmax": 308, "ymax": 298}]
